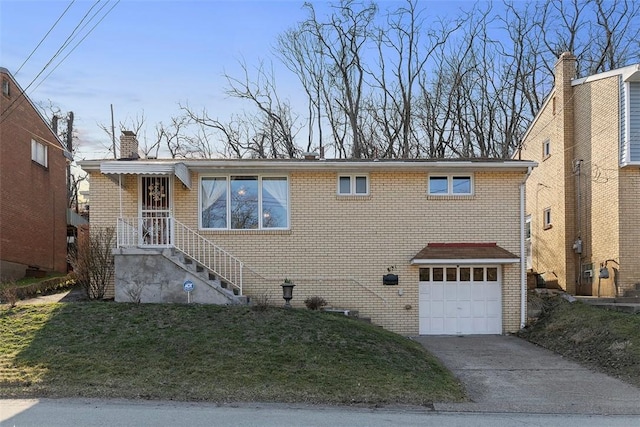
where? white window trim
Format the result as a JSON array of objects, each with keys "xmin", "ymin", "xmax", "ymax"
[
  {"xmin": 418, "ymin": 265, "xmax": 502, "ymax": 282},
  {"xmin": 337, "ymin": 174, "xmax": 369, "ymax": 196},
  {"xmin": 199, "ymin": 174, "xmax": 290, "ymax": 230},
  {"xmin": 31, "ymin": 139, "xmax": 48, "ymax": 167},
  {"xmin": 543, "ymin": 139, "xmax": 551, "ymax": 159},
  {"xmin": 543, "ymin": 207, "xmax": 552, "ymax": 229},
  {"xmin": 427, "ymin": 174, "xmax": 474, "ymax": 196}
]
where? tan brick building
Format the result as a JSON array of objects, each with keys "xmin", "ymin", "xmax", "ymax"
[
  {"xmin": 0, "ymin": 67, "xmax": 70, "ymax": 280},
  {"xmin": 518, "ymin": 53, "xmax": 640, "ymax": 297},
  {"xmin": 80, "ymin": 146, "xmax": 535, "ymax": 335}
]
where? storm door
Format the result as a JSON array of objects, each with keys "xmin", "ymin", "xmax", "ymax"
[{"xmin": 140, "ymin": 176, "xmax": 172, "ymax": 246}]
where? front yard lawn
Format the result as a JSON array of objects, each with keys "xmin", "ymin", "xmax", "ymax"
[{"xmin": 0, "ymin": 302, "xmax": 464, "ymax": 405}]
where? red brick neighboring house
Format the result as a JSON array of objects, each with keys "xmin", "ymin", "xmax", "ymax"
[{"xmin": 0, "ymin": 67, "xmax": 70, "ymax": 280}]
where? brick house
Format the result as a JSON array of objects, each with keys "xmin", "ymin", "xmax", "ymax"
[
  {"xmin": 80, "ymin": 134, "xmax": 535, "ymax": 335},
  {"xmin": 0, "ymin": 67, "xmax": 70, "ymax": 280},
  {"xmin": 517, "ymin": 53, "xmax": 640, "ymax": 297}
]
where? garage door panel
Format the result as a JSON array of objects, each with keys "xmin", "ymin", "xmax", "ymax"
[
  {"xmin": 430, "ymin": 301, "xmax": 444, "ymax": 317},
  {"xmin": 457, "ymin": 283, "xmax": 471, "ymax": 299},
  {"xmin": 471, "ymin": 301, "xmax": 486, "ymax": 316},
  {"xmin": 457, "ymin": 300, "xmax": 471, "ymax": 317}
]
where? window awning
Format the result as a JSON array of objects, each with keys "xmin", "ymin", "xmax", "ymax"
[
  {"xmin": 100, "ymin": 161, "xmax": 191, "ymax": 189},
  {"xmin": 411, "ymin": 243, "xmax": 520, "ymax": 265}
]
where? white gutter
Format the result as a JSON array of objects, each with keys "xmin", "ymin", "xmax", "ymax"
[{"xmin": 520, "ymin": 166, "xmax": 533, "ymax": 329}]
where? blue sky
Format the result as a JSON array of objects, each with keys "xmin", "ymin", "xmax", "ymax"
[{"xmin": 1, "ymin": 0, "xmax": 479, "ymax": 159}]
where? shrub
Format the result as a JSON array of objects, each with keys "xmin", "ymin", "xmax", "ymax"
[
  {"xmin": 68, "ymin": 227, "xmax": 115, "ymax": 300},
  {"xmin": 0, "ymin": 280, "xmax": 18, "ymax": 307},
  {"xmin": 304, "ymin": 296, "xmax": 328, "ymax": 310},
  {"xmin": 0, "ymin": 275, "xmax": 77, "ymax": 305},
  {"xmin": 251, "ymin": 293, "xmax": 271, "ymax": 312}
]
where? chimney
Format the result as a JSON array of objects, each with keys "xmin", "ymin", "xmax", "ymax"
[
  {"xmin": 555, "ymin": 52, "xmax": 577, "ymax": 92},
  {"xmin": 119, "ymin": 130, "xmax": 139, "ymax": 160}
]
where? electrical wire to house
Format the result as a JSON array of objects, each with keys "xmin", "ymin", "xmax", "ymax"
[{"xmin": 0, "ymin": 0, "xmax": 120, "ymax": 125}]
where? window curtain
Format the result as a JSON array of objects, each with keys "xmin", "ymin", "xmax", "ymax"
[
  {"xmin": 201, "ymin": 178, "xmax": 226, "ymax": 212},
  {"xmin": 262, "ymin": 178, "xmax": 288, "ymax": 211}
]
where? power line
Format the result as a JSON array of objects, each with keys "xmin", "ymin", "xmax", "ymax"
[
  {"xmin": 32, "ymin": 0, "xmax": 121, "ymax": 94},
  {"xmin": 14, "ymin": 0, "xmax": 76, "ymax": 76},
  {"xmin": 0, "ymin": 0, "xmax": 120, "ymax": 125}
]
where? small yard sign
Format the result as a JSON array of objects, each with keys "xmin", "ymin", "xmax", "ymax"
[{"xmin": 183, "ymin": 280, "xmax": 194, "ymax": 292}]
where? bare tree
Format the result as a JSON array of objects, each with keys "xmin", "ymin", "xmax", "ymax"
[{"xmin": 369, "ymin": 0, "xmax": 460, "ymax": 158}]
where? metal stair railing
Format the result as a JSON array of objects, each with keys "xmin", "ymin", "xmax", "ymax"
[
  {"xmin": 172, "ymin": 218, "xmax": 243, "ymax": 296},
  {"xmin": 116, "ymin": 216, "xmax": 243, "ymax": 295}
]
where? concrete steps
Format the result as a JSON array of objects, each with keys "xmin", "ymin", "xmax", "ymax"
[
  {"xmin": 163, "ymin": 249, "xmax": 248, "ymax": 305},
  {"xmin": 321, "ymin": 307, "xmax": 372, "ymax": 323},
  {"xmin": 574, "ymin": 295, "xmax": 640, "ymax": 314}
]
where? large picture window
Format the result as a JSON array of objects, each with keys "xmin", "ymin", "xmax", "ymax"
[{"xmin": 201, "ymin": 176, "xmax": 289, "ymax": 230}]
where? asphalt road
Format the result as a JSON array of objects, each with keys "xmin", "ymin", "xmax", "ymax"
[{"xmin": 1, "ymin": 398, "xmax": 639, "ymax": 427}]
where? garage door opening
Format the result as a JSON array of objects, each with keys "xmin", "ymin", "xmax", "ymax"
[{"xmin": 418, "ymin": 265, "xmax": 502, "ymax": 335}]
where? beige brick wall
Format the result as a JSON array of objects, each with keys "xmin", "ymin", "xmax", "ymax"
[
  {"xmin": 574, "ymin": 76, "xmax": 621, "ymax": 296},
  {"xmin": 90, "ymin": 168, "xmax": 526, "ymax": 335},
  {"xmin": 618, "ymin": 168, "xmax": 640, "ymax": 293},
  {"xmin": 521, "ymin": 90, "xmax": 571, "ymax": 291},
  {"xmin": 87, "ymin": 173, "xmax": 138, "ymax": 298},
  {"xmin": 522, "ymin": 59, "xmax": 639, "ymax": 297}
]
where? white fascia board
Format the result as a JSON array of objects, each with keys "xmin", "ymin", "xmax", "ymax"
[
  {"xmin": 80, "ymin": 158, "xmax": 537, "ymax": 176},
  {"xmin": 572, "ymin": 64, "xmax": 640, "ymax": 86},
  {"xmin": 411, "ymin": 258, "xmax": 521, "ymax": 265},
  {"xmin": 183, "ymin": 160, "xmax": 538, "ymax": 173}
]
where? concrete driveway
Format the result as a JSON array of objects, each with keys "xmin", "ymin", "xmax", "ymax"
[{"xmin": 412, "ymin": 335, "xmax": 640, "ymax": 415}]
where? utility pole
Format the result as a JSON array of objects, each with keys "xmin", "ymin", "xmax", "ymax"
[
  {"xmin": 66, "ymin": 112, "xmax": 74, "ymax": 211},
  {"xmin": 111, "ymin": 104, "xmax": 116, "ymax": 159}
]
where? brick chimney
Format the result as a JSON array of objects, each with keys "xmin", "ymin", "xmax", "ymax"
[{"xmin": 119, "ymin": 130, "xmax": 139, "ymax": 160}]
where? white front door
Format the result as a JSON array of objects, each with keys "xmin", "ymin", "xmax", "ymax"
[
  {"xmin": 140, "ymin": 176, "xmax": 172, "ymax": 246},
  {"xmin": 419, "ymin": 265, "xmax": 502, "ymax": 335}
]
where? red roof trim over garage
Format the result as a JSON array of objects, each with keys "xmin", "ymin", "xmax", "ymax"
[{"xmin": 411, "ymin": 242, "xmax": 519, "ymax": 264}]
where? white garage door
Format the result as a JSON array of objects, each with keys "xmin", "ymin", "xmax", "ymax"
[{"xmin": 419, "ymin": 265, "xmax": 502, "ymax": 335}]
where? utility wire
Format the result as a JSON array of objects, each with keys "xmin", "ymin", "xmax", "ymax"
[
  {"xmin": 32, "ymin": 0, "xmax": 120, "ymax": 94},
  {"xmin": 0, "ymin": 0, "xmax": 119, "ymax": 124},
  {"xmin": 14, "ymin": 0, "xmax": 76, "ymax": 76}
]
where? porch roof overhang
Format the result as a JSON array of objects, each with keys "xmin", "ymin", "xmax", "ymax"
[
  {"xmin": 98, "ymin": 161, "xmax": 191, "ymax": 189},
  {"xmin": 410, "ymin": 243, "xmax": 520, "ymax": 265}
]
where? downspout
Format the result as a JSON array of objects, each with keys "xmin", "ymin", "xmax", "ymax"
[
  {"xmin": 118, "ymin": 174, "xmax": 123, "ymax": 218},
  {"xmin": 118, "ymin": 174, "xmax": 123, "ymax": 248},
  {"xmin": 520, "ymin": 166, "xmax": 533, "ymax": 329}
]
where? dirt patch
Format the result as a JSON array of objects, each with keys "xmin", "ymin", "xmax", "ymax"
[{"xmin": 518, "ymin": 294, "xmax": 640, "ymax": 388}]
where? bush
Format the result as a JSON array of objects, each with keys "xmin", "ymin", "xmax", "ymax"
[
  {"xmin": 251, "ymin": 293, "xmax": 271, "ymax": 312},
  {"xmin": 304, "ymin": 296, "xmax": 328, "ymax": 310},
  {"xmin": 68, "ymin": 227, "xmax": 115, "ymax": 300},
  {"xmin": 0, "ymin": 280, "xmax": 18, "ymax": 307},
  {"xmin": 0, "ymin": 275, "xmax": 77, "ymax": 305}
]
